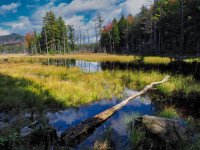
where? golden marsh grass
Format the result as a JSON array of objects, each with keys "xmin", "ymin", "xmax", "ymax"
[{"xmin": 0, "ymin": 55, "xmax": 199, "ymax": 112}]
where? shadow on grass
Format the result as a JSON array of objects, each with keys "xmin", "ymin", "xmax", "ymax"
[{"xmin": 0, "ymin": 73, "xmax": 64, "ymax": 113}]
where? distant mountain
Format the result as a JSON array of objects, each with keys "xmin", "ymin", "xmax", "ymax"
[{"xmin": 0, "ymin": 33, "xmax": 25, "ymax": 45}]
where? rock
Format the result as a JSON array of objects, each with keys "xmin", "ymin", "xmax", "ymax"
[{"xmin": 135, "ymin": 115, "xmax": 189, "ymax": 149}]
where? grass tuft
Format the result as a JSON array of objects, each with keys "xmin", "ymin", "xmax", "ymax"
[
  {"xmin": 129, "ymin": 127, "xmax": 145, "ymax": 146},
  {"xmin": 159, "ymin": 107, "xmax": 179, "ymax": 119}
]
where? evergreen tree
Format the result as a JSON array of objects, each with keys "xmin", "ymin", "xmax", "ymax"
[
  {"xmin": 41, "ymin": 11, "xmax": 58, "ymax": 53},
  {"xmin": 118, "ymin": 15, "xmax": 128, "ymax": 53},
  {"xmin": 112, "ymin": 19, "xmax": 120, "ymax": 53},
  {"xmin": 57, "ymin": 16, "xmax": 67, "ymax": 53},
  {"xmin": 40, "ymin": 11, "xmax": 69, "ymax": 54},
  {"xmin": 33, "ymin": 30, "xmax": 39, "ymax": 54},
  {"xmin": 68, "ymin": 25, "xmax": 76, "ymax": 52}
]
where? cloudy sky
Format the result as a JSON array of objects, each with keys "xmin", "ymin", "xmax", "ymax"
[{"xmin": 0, "ymin": 0, "xmax": 152, "ymax": 38}]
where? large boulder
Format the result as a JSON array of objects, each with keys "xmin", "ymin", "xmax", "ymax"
[{"xmin": 135, "ymin": 115, "xmax": 190, "ymax": 149}]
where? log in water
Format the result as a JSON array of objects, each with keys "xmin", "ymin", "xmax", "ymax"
[{"xmin": 61, "ymin": 76, "xmax": 170, "ymax": 146}]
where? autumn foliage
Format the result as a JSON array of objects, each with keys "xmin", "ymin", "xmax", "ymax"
[{"xmin": 25, "ymin": 32, "xmax": 34, "ymax": 49}]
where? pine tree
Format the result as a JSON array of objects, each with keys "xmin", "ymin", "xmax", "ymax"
[
  {"xmin": 111, "ymin": 19, "xmax": 120, "ymax": 53},
  {"xmin": 57, "ymin": 16, "xmax": 67, "ymax": 53},
  {"xmin": 41, "ymin": 11, "xmax": 58, "ymax": 53},
  {"xmin": 68, "ymin": 25, "xmax": 76, "ymax": 52},
  {"xmin": 118, "ymin": 15, "xmax": 128, "ymax": 53}
]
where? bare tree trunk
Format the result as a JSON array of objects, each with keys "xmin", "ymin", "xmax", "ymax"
[
  {"xmin": 39, "ymin": 42, "xmax": 42, "ymax": 54},
  {"xmin": 180, "ymin": 0, "xmax": 184, "ymax": 55},
  {"xmin": 108, "ymin": 31, "xmax": 112, "ymax": 53},
  {"xmin": 79, "ymin": 26, "xmax": 82, "ymax": 51},
  {"xmin": 44, "ymin": 27, "xmax": 48, "ymax": 54},
  {"xmin": 63, "ymin": 33, "xmax": 66, "ymax": 54},
  {"xmin": 87, "ymin": 29, "xmax": 90, "ymax": 51},
  {"xmin": 93, "ymin": 19, "xmax": 98, "ymax": 51}
]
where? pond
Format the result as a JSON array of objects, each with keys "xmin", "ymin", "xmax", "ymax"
[
  {"xmin": 39, "ymin": 58, "xmax": 200, "ymax": 117},
  {"xmin": 43, "ymin": 58, "xmax": 200, "ymax": 80},
  {"xmin": 46, "ymin": 89, "xmax": 153, "ymax": 149},
  {"xmin": 43, "ymin": 59, "xmax": 102, "ymax": 73},
  {"xmin": 1, "ymin": 57, "xmax": 200, "ymax": 149}
]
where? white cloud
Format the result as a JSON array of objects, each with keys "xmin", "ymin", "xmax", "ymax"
[
  {"xmin": 121, "ymin": 0, "xmax": 153, "ymax": 16},
  {"xmin": 64, "ymin": 15, "xmax": 84, "ymax": 25},
  {"xmin": 1, "ymin": 0, "xmax": 151, "ymax": 39},
  {"xmin": 29, "ymin": 0, "xmax": 124, "ymax": 42},
  {"xmin": 3, "ymin": 16, "xmax": 41, "ymax": 34},
  {"xmin": 0, "ymin": 2, "xmax": 21, "ymax": 15},
  {"xmin": 0, "ymin": 28, "xmax": 10, "ymax": 36}
]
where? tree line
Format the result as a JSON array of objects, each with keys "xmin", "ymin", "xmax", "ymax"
[
  {"xmin": 25, "ymin": 11, "xmax": 77, "ymax": 54},
  {"xmin": 100, "ymin": 0, "xmax": 200, "ymax": 55},
  {"xmin": 22, "ymin": 0, "xmax": 200, "ymax": 55},
  {"xmin": 0, "ymin": 44, "xmax": 25, "ymax": 54}
]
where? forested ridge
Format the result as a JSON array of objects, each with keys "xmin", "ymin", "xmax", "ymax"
[
  {"xmin": 1, "ymin": 0, "xmax": 200, "ymax": 55},
  {"xmin": 0, "ymin": 34, "xmax": 25, "ymax": 53},
  {"xmin": 101, "ymin": 0, "xmax": 200, "ymax": 55}
]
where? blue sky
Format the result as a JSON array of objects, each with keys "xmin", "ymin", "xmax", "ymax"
[{"xmin": 0, "ymin": 0, "xmax": 152, "ymax": 39}]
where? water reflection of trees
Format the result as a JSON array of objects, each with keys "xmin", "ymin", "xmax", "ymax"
[
  {"xmin": 44, "ymin": 59, "xmax": 200, "ymax": 79},
  {"xmin": 101, "ymin": 61, "xmax": 200, "ymax": 80},
  {"xmin": 46, "ymin": 58, "xmax": 76, "ymax": 67},
  {"xmin": 46, "ymin": 59, "xmax": 102, "ymax": 73}
]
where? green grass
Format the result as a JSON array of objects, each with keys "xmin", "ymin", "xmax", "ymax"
[
  {"xmin": 142, "ymin": 56, "xmax": 172, "ymax": 64},
  {"xmin": 184, "ymin": 57, "xmax": 200, "ymax": 63},
  {"xmin": 124, "ymin": 113, "xmax": 145, "ymax": 147},
  {"xmin": 0, "ymin": 55, "xmax": 200, "ymax": 113},
  {"xmin": 129, "ymin": 127, "xmax": 145, "ymax": 146},
  {"xmin": 159, "ymin": 107, "xmax": 179, "ymax": 119},
  {"xmin": 0, "ymin": 54, "xmax": 200, "ymax": 149},
  {"xmin": 124, "ymin": 113, "xmax": 140, "ymax": 130},
  {"xmin": 0, "ymin": 53, "xmax": 174, "ymax": 64},
  {"xmin": 0, "ymin": 53, "xmax": 139, "ymax": 63}
]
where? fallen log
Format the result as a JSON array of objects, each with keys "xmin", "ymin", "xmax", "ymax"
[{"xmin": 61, "ymin": 76, "xmax": 170, "ymax": 146}]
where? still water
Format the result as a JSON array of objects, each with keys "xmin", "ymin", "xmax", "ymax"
[
  {"xmin": 43, "ymin": 58, "xmax": 200, "ymax": 80},
  {"xmin": 46, "ymin": 89, "xmax": 154, "ymax": 149}
]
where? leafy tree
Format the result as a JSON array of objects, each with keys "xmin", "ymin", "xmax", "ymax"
[
  {"xmin": 100, "ymin": 23, "xmax": 113, "ymax": 53},
  {"xmin": 25, "ymin": 32, "xmax": 34, "ymax": 54}
]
